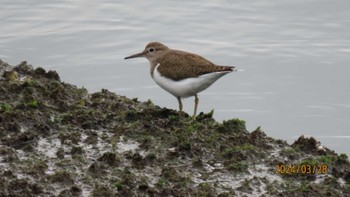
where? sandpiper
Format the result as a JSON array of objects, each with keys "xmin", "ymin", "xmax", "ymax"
[{"xmin": 124, "ymin": 42, "xmax": 235, "ymax": 118}]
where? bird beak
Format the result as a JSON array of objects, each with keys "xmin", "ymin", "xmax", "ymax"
[{"xmin": 124, "ymin": 51, "xmax": 145, "ymax": 59}]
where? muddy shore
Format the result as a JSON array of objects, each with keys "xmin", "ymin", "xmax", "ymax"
[{"xmin": 0, "ymin": 59, "xmax": 349, "ymax": 196}]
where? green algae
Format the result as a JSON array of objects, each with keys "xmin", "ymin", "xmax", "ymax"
[
  {"xmin": 226, "ymin": 161, "xmax": 249, "ymax": 172},
  {"xmin": 49, "ymin": 170, "xmax": 75, "ymax": 185},
  {"xmin": 218, "ymin": 118, "xmax": 247, "ymax": 133},
  {"xmin": 0, "ymin": 103, "xmax": 12, "ymax": 112},
  {"xmin": 25, "ymin": 99, "xmax": 39, "ymax": 109}
]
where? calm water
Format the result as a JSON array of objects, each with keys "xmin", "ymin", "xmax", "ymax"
[{"xmin": 1, "ymin": 0, "xmax": 350, "ymax": 156}]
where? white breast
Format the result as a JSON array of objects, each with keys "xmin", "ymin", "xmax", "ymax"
[{"xmin": 152, "ymin": 64, "xmax": 231, "ymax": 98}]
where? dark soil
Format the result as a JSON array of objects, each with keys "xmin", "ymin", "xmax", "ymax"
[{"xmin": 0, "ymin": 59, "xmax": 349, "ymax": 196}]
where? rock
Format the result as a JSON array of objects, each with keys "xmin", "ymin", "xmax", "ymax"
[{"xmin": 0, "ymin": 59, "xmax": 349, "ymax": 196}]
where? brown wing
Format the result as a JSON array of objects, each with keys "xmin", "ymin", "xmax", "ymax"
[{"xmin": 157, "ymin": 50, "xmax": 234, "ymax": 81}]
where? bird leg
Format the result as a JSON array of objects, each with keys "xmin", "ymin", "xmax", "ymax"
[
  {"xmin": 177, "ymin": 97, "xmax": 183, "ymax": 115},
  {"xmin": 193, "ymin": 94, "xmax": 199, "ymax": 118}
]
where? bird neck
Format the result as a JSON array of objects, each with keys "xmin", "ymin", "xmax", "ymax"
[
  {"xmin": 150, "ymin": 62, "xmax": 159, "ymax": 79},
  {"xmin": 148, "ymin": 49, "xmax": 171, "ymax": 79}
]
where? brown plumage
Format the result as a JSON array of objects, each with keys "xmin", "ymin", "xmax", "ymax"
[{"xmin": 155, "ymin": 49, "xmax": 234, "ymax": 81}]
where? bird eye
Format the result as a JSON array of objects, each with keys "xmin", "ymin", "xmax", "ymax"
[{"xmin": 148, "ymin": 47, "xmax": 155, "ymax": 52}]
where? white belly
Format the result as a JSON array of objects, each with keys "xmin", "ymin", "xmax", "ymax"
[{"xmin": 153, "ymin": 64, "xmax": 231, "ymax": 98}]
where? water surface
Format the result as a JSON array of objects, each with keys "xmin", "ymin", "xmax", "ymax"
[{"xmin": 1, "ymin": 0, "xmax": 350, "ymax": 155}]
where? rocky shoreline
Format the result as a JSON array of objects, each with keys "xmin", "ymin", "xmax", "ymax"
[{"xmin": 0, "ymin": 59, "xmax": 349, "ymax": 196}]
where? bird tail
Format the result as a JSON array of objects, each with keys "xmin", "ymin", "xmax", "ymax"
[{"xmin": 217, "ymin": 65, "xmax": 236, "ymax": 72}]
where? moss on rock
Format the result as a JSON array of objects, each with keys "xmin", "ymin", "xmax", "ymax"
[{"xmin": 0, "ymin": 60, "xmax": 349, "ymax": 196}]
